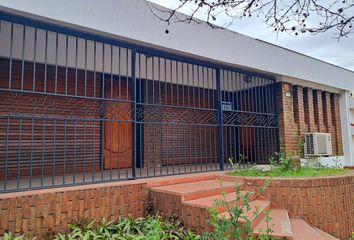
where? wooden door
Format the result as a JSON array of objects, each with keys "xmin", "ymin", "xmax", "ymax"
[{"xmin": 104, "ymin": 80, "xmax": 133, "ymax": 169}]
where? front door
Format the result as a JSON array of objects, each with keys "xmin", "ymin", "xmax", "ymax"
[{"xmin": 104, "ymin": 80, "xmax": 133, "ymax": 169}]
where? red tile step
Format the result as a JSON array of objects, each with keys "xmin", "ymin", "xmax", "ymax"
[
  {"xmin": 290, "ymin": 218, "xmax": 338, "ymax": 240},
  {"xmin": 150, "ymin": 179, "xmax": 239, "ymax": 201},
  {"xmin": 218, "ymin": 199, "xmax": 271, "ymax": 229},
  {"xmin": 147, "ymin": 172, "xmax": 219, "ymax": 188},
  {"xmin": 253, "ymin": 208, "xmax": 293, "ymax": 239},
  {"xmin": 315, "ymin": 227, "xmax": 340, "ymax": 240},
  {"xmin": 149, "ymin": 175, "xmax": 339, "ymax": 240},
  {"xmin": 183, "ymin": 191, "xmax": 256, "ymax": 213}
]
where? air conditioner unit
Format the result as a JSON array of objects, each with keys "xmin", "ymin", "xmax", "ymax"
[{"xmin": 304, "ymin": 133, "xmax": 332, "ymax": 158}]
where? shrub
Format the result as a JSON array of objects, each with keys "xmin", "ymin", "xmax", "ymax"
[
  {"xmin": 203, "ymin": 181, "xmax": 276, "ymax": 240},
  {"xmin": 1, "ymin": 216, "xmax": 199, "ymax": 240},
  {"xmin": 0, "ymin": 233, "xmax": 24, "ymax": 240},
  {"xmin": 54, "ymin": 215, "xmax": 200, "ymax": 240}
]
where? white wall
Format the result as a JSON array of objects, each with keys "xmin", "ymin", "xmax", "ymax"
[
  {"xmin": 300, "ymin": 156, "xmax": 345, "ymax": 168},
  {"xmin": 339, "ymin": 91, "xmax": 353, "ymax": 166},
  {"xmin": 0, "ymin": 20, "xmax": 273, "ymax": 91},
  {"xmin": 0, "ymin": 0, "xmax": 354, "ymax": 91}
]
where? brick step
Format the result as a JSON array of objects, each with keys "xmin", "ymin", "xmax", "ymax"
[
  {"xmin": 218, "ymin": 199, "xmax": 271, "ymax": 229},
  {"xmin": 150, "ymin": 179, "xmax": 238, "ymax": 201},
  {"xmin": 183, "ymin": 191, "xmax": 256, "ymax": 213},
  {"xmin": 253, "ymin": 208, "xmax": 293, "ymax": 240},
  {"xmin": 290, "ymin": 218, "xmax": 338, "ymax": 240}
]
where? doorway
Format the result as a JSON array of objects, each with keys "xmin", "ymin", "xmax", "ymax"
[{"xmin": 104, "ymin": 80, "xmax": 133, "ymax": 169}]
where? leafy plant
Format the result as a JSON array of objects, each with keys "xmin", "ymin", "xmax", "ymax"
[
  {"xmin": 277, "ymin": 150, "xmax": 293, "ymax": 172},
  {"xmin": 229, "ymin": 154, "xmax": 255, "ymax": 171},
  {"xmin": 0, "ymin": 233, "xmax": 24, "ymax": 240},
  {"xmin": 295, "ymin": 130, "xmax": 304, "ymax": 158},
  {"xmin": 349, "ymin": 231, "xmax": 354, "ymax": 240},
  {"xmin": 332, "ymin": 156, "xmax": 342, "ymax": 169},
  {"xmin": 203, "ymin": 182, "xmax": 276, "ymax": 240},
  {"xmin": 53, "ymin": 215, "xmax": 200, "ymax": 240},
  {"xmin": 257, "ymin": 210, "xmax": 276, "ymax": 240}
]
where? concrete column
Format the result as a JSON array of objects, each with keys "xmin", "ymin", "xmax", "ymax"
[
  {"xmin": 339, "ymin": 90, "xmax": 352, "ymax": 166},
  {"xmin": 333, "ymin": 94, "xmax": 344, "ymax": 156},
  {"xmin": 325, "ymin": 92, "xmax": 336, "ymax": 153}
]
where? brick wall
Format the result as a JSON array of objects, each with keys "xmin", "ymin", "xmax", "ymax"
[
  {"xmin": 0, "ymin": 181, "xmax": 148, "ymax": 238},
  {"xmin": 276, "ymin": 82, "xmax": 297, "ymax": 154},
  {"xmin": 277, "ymin": 82, "xmax": 343, "ymax": 157},
  {"xmin": 244, "ymin": 173, "xmax": 354, "ymax": 240}
]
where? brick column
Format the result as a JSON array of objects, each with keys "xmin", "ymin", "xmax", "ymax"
[
  {"xmin": 332, "ymin": 94, "xmax": 343, "ymax": 155},
  {"xmin": 276, "ymin": 82, "xmax": 297, "ymax": 154},
  {"xmin": 315, "ymin": 90, "xmax": 326, "ymax": 132},
  {"xmin": 293, "ymin": 86, "xmax": 306, "ymax": 132},
  {"xmin": 303, "ymin": 88, "xmax": 316, "ymax": 132},
  {"xmin": 292, "ymin": 86, "xmax": 306, "ymax": 157}
]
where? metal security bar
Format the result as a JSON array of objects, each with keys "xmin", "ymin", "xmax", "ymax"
[
  {"xmin": 220, "ymin": 70, "xmax": 278, "ymax": 169},
  {"xmin": 0, "ymin": 12, "xmax": 279, "ymax": 193}
]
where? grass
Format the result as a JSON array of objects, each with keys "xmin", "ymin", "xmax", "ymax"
[{"xmin": 229, "ymin": 166, "xmax": 347, "ymax": 177}]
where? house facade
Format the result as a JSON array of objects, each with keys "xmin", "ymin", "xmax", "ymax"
[{"xmin": 0, "ymin": 0, "xmax": 353, "ymax": 194}]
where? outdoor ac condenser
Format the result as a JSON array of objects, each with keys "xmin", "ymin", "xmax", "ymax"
[{"xmin": 304, "ymin": 133, "xmax": 332, "ymax": 158}]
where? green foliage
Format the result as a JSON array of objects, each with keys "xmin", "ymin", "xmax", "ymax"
[
  {"xmin": 230, "ymin": 151, "xmax": 346, "ymax": 177},
  {"xmin": 256, "ymin": 210, "xmax": 277, "ymax": 240},
  {"xmin": 1, "ymin": 216, "xmax": 200, "ymax": 240},
  {"xmin": 228, "ymin": 154, "xmax": 253, "ymax": 170},
  {"xmin": 202, "ymin": 182, "xmax": 275, "ymax": 240},
  {"xmin": 230, "ymin": 165, "xmax": 346, "ymax": 177},
  {"xmin": 53, "ymin": 216, "xmax": 200, "ymax": 240},
  {"xmin": 0, "ymin": 233, "xmax": 24, "ymax": 240},
  {"xmin": 277, "ymin": 151, "xmax": 293, "ymax": 172},
  {"xmin": 295, "ymin": 131, "xmax": 304, "ymax": 158},
  {"xmin": 350, "ymin": 231, "xmax": 354, "ymax": 240}
]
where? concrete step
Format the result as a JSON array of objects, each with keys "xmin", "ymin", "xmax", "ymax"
[
  {"xmin": 150, "ymin": 179, "xmax": 238, "ymax": 201},
  {"xmin": 290, "ymin": 218, "xmax": 330, "ymax": 240},
  {"xmin": 218, "ymin": 199, "xmax": 271, "ymax": 228},
  {"xmin": 253, "ymin": 208, "xmax": 293, "ymax": 239},
  {"xmin": 183, "ymin": 191, "xmax": 256, "ymax": 213}
]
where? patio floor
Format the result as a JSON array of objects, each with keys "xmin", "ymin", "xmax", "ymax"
[{"xmin": 1, "ymin": 163, "xmax": 224, "ymax": 192}]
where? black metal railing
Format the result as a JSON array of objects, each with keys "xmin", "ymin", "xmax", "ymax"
[{"xmin": 0, "ymin": 13, "xmax": 279, "ymax": 192}]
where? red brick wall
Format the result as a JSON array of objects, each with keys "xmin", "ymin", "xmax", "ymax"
[
  {"xmin": 0, "ymin": 181, "xmax": 148, "ymax": 238},
  {"xmin": 276, "ymin": 82, "xmax": 297, "ymax": 154},
  {"xmin": 244, "ymin": 173, "xmax": 354, "ymax": 240},
  {"xmin": 277, "ymin": 82, "xmax": 343, "ymax": 156}
]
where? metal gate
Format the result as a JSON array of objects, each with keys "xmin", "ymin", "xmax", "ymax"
[{"xmin": 0, "ymin": 12, "xmax": 279, "ymax": 192}]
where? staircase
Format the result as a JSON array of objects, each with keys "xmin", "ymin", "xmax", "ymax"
[{"xmin": 149, "ymin": 175, "xmax": 339, "ymax": 240}]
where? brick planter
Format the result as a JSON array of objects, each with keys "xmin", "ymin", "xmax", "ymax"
[
  {"xmin": 241, "ymin": 172, "xmax": 354, "ymax": 240},
  {"xmin": 0, "ymin": 172, "xmax": 352, "ymax": 239},
  {"xmin": 0, "ymin": 181, "xmax": 148, "ymax": 238}
]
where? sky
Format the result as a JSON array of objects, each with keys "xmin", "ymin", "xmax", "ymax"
[{"xmin": 149, "ymin": 0, "xmax": 354, "ymax": 72}]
